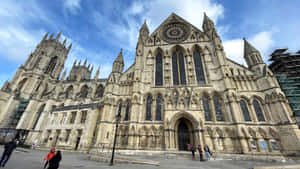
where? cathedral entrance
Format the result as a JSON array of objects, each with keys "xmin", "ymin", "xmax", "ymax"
[{"xmin": 177, "ymin": 118, "xmax": 193, "ymax": 151}]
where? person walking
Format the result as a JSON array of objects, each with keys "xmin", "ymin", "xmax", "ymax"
[
  {"xmin": 48, "ymin": 150, "xmax": 61, "ymax": 169},
  {"xmin": 198, "ymin": 144, "xmax": 204, "ymax": 161},
  {"xmin": 191, "ymin": 145, "xmax": 196, "ymax": 160},
  {"xmin": 44, "ymin": 147, "xmax": 56, "ymax": 169},
  {"xmin": 0, "ymin": 140, "xmax": 17, "ymax": 167},
  {"xmin": 204, "ymin": 145, "xmax": 211, "ymax": 161}
]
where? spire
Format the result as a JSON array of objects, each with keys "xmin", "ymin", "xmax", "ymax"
[
  {"xmin": 115, "ymin": 48, "xmax": 124, "ymax": 64},
  {"xmin": 55, "ymin": 32, "xmax": 61, "ymax": 40},
  {"xmin": 243, "ymin": 38, "xmax": 259, "ymax": 58},
  {"xmin": 88, "ymin": 63, "xmax": 91, "ymax": 69},
  {"xmin": 90, "ymin": 65, "xmax": 94, "ymax": 72},
  {"xmin": 63, "ymin": 38, "xmax": 67, "ymax": 46},
  {"xmin": 140, "ymin": 19, "xmax": 149, "ymax": 33},
  {"xmin": 73, "ymin": 60, "xmax": 77, "ymax": 66},
  {"xmin": 78, "ymin": 60, "xmax": 81, "ymax": 66},
  {"xmin": 202, "ymin": 12, "xmax": 215, "ymax": 32},
  {"xmin": 42, "ymin": 32, "xmax": 48, "ymax": 41},
  {"xmin": 68, "ymin": 43, "xmax": 72, "ymax": 51},
  {"xmin": 49, "ymin": 33, "xmax": 54, "ymax": 40},
  {"xmin": 84, "ymin": 59, "xmax": 87, "ymax": 66},
  {"xmin": 94, "ymin": 66, "xmax": 100, "ymax": 80}
]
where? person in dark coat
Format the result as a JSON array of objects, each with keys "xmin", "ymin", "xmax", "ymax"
[
  {"xmin": 198, "ymin": 144, "xmax": 204, "ymax": 161},
  {"xmin": 191, "ymin": 145, "xmax": 196, "ymax": 160},
  {"xmin": 48, "ymin": 150, "xmax": 61, "ymax": 169},
  {"xmin": 0, "ymin": 140, "xmax": 17, "ymax": 167}
]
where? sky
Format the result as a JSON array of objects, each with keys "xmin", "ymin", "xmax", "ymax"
[{"xmin": 0, "ymin": 0, "xmax": 300, "ymax": 87}]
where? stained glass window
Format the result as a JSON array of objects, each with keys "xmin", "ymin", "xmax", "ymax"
[
  {"xmin": 202, "ymin": 96, "xmax": 211, "ymax": 121},
  {"xmin": 253, "ymin": 99, "xmax": 265, "ymax": 121},
  {"xmin": 172, "ymin": 52, "xmax": 179, "ymax": 85},
  {"xmin": 155, "ymin": 52, "xmax": 163, "ymax": 86},
  {"xmin": 146, "ymin": 96, "xmax": 152, "ymax": 120},
  {"xmin": 193, "ymin": 50, "xmax": 206, "ymax": 84},
  {"xmin": 213, "ymin": 95, "xmax": 224, "ymax": 121},
  {"xmin": 240, "ymin": 100, "xmax": 251, "ymax": 121},
  {"xmin": 124, "ymin": 103, "xmax": 130, "ymax": 121},
  {"xmin": 156, "ymin": 95, "xmax": 162, "ymax": 120},
  {"xmin": 45, "ymin": 56, "xmax": 58, "ymax": 74},
  {"xmin": 172, "ymin": 49, "xmax": 186, "ymax": 85}
]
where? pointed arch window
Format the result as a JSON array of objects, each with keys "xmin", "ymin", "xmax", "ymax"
[
  {"xmin": 124, "ymin": 102, "xmax": 130, "ymax": 121},
  {"xmin": 193, "ymin": 49, "xmax": 206, "ymax": 84},
  {"xmin": 145, "ymin": 96, "xmax": 152, "ymax": 120},
  {"xmin": 45, "ymin": 56, "xmax": 58, "ymax": 74},
  {"xmin": 202, "ymin": 96, "xmax": 211, "ymax": 121},
  {"xmin": 66, "ymin": 86, "xmax": 73, "ymax": 99},
  {"xmin": 95, "ymin": 85, "xmax": 104, "ymax": 98},
  {"xmin": 172, "ymin": 48, "xmax": 186, "ymax": 85},
  {"xmin": 155, "ymin": 95, "xmax": 162, "ymax": 120},
  {"xmin": 240, "ymin": 100, "xmax": 251, "ymax": 121},
  {"xmin": 117, "ymin": 103, "xmax": 122, "ymax": 120},
  {"xmin": 79, "ymin": 85, "xmax": 89, "ymax": 98},
  {"xmin": 155, "ymin": 52, "xmax": 163, "ymax": 86},
  {"xmin": 213, "ymin": 95, "xmax": 224, "ymax": 121},
  {"xmin": 253, "ymin": 99, "xmax": 265, "ymax": 121}
]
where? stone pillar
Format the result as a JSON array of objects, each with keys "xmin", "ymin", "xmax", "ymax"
[
  {"xmin": 209, "ymin": 97, "xmax": 216, "ymax": 122},
  {"xmin": 248, "ymin": 103, "xmax": 258, "ymax": 122},
  {"xmin": 84, "ymin": 109, "xmax": 98, "ymax": 151},
  {"xmin": 75, "ymin": 111, "xmax": 82, "ymax": 124},
  {"xmin": 239, "ymin": 137, "xmax": 249, "ymax": 153},
  {"xmin": 60, "ymin": 129, "xmax": 67, "ymax": 145}
]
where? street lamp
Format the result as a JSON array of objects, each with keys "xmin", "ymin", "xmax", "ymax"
[{"xmin": 110, "ymin": 104, "xmax": 122, "ymax": 166}]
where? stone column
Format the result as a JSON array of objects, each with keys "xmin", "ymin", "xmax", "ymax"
[
  {"xmin": 84, "ymin": 109, "xmax": 98, "ymax": 151},
  {"xmin": 248, "ymin": 103, "xmax": 258, "ymax": 122},
  {"xmin": 239, "ymin": 137, "xmax": 249, "ymax": 153},
  {"xmin": 209, "ymin": 97, "xmax": 216, "ymax": 122},
  {"xmin": 75, "ymin": 111, "xmax": 82, "ymax": 124}
]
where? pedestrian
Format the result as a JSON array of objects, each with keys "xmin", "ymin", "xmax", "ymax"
[
  {"xmin": 187, "ymin": 144, "xmax": 191, "ymax": 151},
  {"xmin": 32, "ymin": 139, "xmax": 38, "ymax": 149},
  {"xmin": 48, "ymin": 150, "xmax": 61, "ymax": 169},
  {"xmin": 191, "ymin": 145, "xmax": 196, "ymax": 160},
  {"xmin": 44, "ymin": 147, "xmax": 56, "ymax": 169},
  {"xmin": 198, "ymin": 144, "xmax": 204, "ymax": 161},
  {"xmin": 204, "ymin": 145, "xmax": 211, "ymax": 161},
  {"xmin": 0, "ymin": 139, "xmax": 17, "ymax": 167}
]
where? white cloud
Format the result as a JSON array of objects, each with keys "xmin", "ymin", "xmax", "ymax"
[
  {"xmin": 63, "ymin": 0, "xmax": 81, "ymax": 15},
  {"xmin": 223, "ymin": 31, "xmax": 274, "ymax": 66}
]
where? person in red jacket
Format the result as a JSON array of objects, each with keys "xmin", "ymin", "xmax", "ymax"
[
  {"xmin": 198, "ymin": 144, "xmax": 204, "ymax": 161},
  {"xmin": 44, "ymin": 147, "xmax": 56, "ymax": 169}
]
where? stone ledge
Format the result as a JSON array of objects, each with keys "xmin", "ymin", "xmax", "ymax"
[{"xmin": 254, "ymin": 164, "xmax": 300, "ymax": 169}]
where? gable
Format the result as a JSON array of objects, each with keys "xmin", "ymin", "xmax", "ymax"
[{"xmin": 145, "ymin": 13, "xmax": 209, "ymax": 46}]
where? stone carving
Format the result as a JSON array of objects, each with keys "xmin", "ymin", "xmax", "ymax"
[{"xmin": 161, "ymin": 22, "xmax": 190, "ymax": 43}]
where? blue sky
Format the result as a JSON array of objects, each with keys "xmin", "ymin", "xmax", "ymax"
[{"xmin": 0, "ymin": 0, "xmax": 300, "ymax": 87}]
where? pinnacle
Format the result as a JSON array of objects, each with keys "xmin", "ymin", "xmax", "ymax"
[
  {"xmin": 115, "ymin": 48, "xmax": 124, "ymax": 63},
  {"xmin": 243, "ymin": 38, "xmax": 259, "ymax": 57}
]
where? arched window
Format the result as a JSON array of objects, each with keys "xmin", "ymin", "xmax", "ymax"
[
  {"xmin": 65, "ymin": 86, "xmax": 73, "ymax": 99},
  {"xmin": 213, "ymin": 95, "xmax": 224, "ymax": 121},
  {"xmin": 253, "ymin": 99, "xmax": 265, "ymax": 121},
  {"xmin": 45, "ymin": 56, "xmax": 58, "ymax": 74},
  {"xmin": 155, "ymin": 95, "xmax": 162, "ymax": 120},
  {"xmin": 95, "ymin": 85, "xmax": 104, "ymax": 98},
  {"xmin": 172, "ymin": 48, "xmax": 186, "ymax": 85},
  {"xmin": 32, "ymin": 104, "xmax": 45, "ymax": 129},
  {"xmin": 202, "ymin": 96, "xmax": 211, "ymax": 121},
  {"xmin": 79, "ymin": 85, "xmax": 88, "ymax": 98},
  {"xmin": 124, "ymin": 102, "xmax": 130, "ymax": 121},
  {"xmin": 17, "ymin": 78, "xmax": 27, "ymax": 91},
  {"xmin": 145, "ymin": 96, "xmax": 152, "ymax": 120},
  {"xmin": 117, "ymin": 103, "xmax": 122, "ymax": 120},
  {"xmin": 240, "ymin": 100, "xmax": 251, "ymax": 121},
  {"xmin": 155, "ymin": 52, "xmax": 163, "ymax": 86},
  {"xmin": 193, "ymin": 49, "xmax": 206, "ymax": 84}
]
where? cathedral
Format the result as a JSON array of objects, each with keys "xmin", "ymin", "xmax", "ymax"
[{"xmin": 0, "ymin": 13, "xmax": 300, "ymax": 156}]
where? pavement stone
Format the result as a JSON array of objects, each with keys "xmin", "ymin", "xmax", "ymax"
[{"xmin": 0, "ymin": 147, "xmax": 299, "ymax": 169}]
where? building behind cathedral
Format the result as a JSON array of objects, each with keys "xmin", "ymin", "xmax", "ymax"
[{"xmin": 1, "ymin": 13, "xmax": 300, "ymax": 156}]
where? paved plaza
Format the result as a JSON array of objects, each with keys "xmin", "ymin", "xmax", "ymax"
[{"xmin": 1, "ymin": 147, "xmax": 299, "ymax": 169}]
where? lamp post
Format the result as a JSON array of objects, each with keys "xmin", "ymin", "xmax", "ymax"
[{"xmin": 110, "ymin": 104, "xmax": 122, "ymax": 166}]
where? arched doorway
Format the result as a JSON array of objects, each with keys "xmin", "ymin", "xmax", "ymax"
[{"xmin": 177, "ymin": 118, "xmax": 193, "ymax": 151}]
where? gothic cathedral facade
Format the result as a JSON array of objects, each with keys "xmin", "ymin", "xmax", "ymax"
[{"xmin": 1, "ymin": 13, "xmax": 300, "ymax": 156}]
